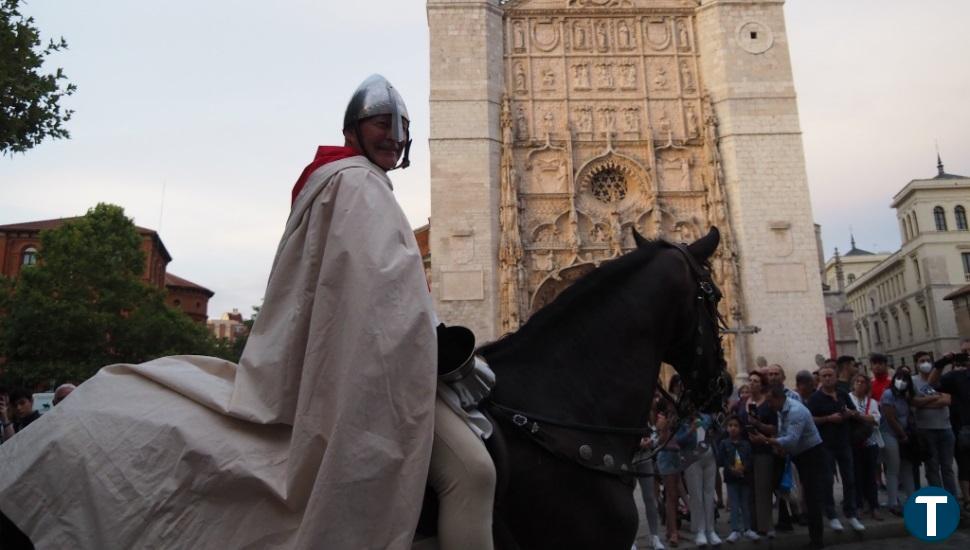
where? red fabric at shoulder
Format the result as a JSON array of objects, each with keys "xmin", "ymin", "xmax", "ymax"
[{"xmin": 292, "ymin": 146, "xmax": 361, "ymax": 205}]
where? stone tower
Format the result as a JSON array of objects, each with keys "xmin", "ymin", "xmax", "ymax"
[{"xmin": 428, "ymin": 0, "xmax": 828, "ymax": 376}]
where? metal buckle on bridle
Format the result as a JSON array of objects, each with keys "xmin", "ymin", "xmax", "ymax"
[{"xmin": 512, "ymin": 414, "xmax": 528, "ymax": 427}]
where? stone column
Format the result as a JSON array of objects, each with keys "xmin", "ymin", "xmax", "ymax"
[
  {"xmin": 427, "ymin": 0, "xmax": 505, "ymax": 339},
  {"xmin": 695, "ymin": 0, "xmax": 828, "ymax": 377}
]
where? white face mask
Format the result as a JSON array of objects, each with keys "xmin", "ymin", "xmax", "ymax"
[
  {"xmin": 894, "ymin": 379, "xmax": 908, "ymax": 391},
  {"xmin": 918, "ymin": 362, "xmax": 933, "ymax": 374}
]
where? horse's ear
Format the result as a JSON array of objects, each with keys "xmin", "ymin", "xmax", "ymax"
[
  {"xmin": 632, "ymin": 228, "xmax": 649, "ymax": 248},
  {"xmin": 687, "ymin": 226, "xmax": 720, "ymax": 261}
]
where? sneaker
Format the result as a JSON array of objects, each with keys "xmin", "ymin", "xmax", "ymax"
[
  {"xmin": 829, "ymin": 518, "xmax": 844, "ymax": 532},
  {"xmin": 695, "ymin": 532, "xmax": 709, "ymax": 547},
  {"xmin": 848, "ymin": 517, "xmax": 865, "ymax": 531},
  {"xmin": 744, "ymin": 530, "xmax": 761, "ymax": 541},
  {"xmin": 725, "ymin": 532, "xmax": 740, "ymax": 544},
  {"xmin": 652, "ymin": 535, "xmax": 666, "ymax": 550},
  {"xmin": 707, "ymin": 532, "xmax": 722, "ymax": 546}
]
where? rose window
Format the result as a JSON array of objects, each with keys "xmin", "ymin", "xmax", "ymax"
[{"xmin": 590, "ymin": 168, "xmax": 627, "ymax": 203}]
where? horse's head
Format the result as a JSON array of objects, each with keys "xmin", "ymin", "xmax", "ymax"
[{"xmin": 634, "ymin": 227, "xmax": 732, "ymax": 415}]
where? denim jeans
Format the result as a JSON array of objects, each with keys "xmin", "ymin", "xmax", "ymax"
[
  {"xmin": 726, "ymin": 482, "xmax": 752, "ymax": 533},
  {"xmin": 636, "ymin": 459, "xmax": 661, "ymax": 538},
  {"xmin": 823, "ymin": 444, "xmax": 857, "ymax": 519},
  {"xmin": 922, "ymin": 428, "xmax": 959, "ymax": 495},
  {"xmin": 881, "ymin": 431, "xmax": 915, "ymax": 508}
]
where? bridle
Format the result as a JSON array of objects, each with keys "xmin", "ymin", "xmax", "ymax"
[{"xmin": 485, "ymin": 239, "xmax": 730, "ymax": 478}]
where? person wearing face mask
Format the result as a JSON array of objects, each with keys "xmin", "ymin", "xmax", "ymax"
[
  {"xmin": 879, "ymin": 370, "xmax": 916, "ymax": 515},
  {"xmin": 911, "ymin": 351, "xmax": 958, "ymax": 497}
]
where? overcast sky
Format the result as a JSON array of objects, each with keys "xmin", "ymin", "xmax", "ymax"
[{"xmin": 3, "ymin": 0, "xmax": 969, "ymax": 319}]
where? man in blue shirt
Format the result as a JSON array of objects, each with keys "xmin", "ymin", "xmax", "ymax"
[{"xmin": 750, "ymin": 384, "xmax": 828, "ymax": 549}]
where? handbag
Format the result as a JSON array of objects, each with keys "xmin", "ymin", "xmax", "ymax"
[{"xmin": 850, "ymin": 397, "xmax": 875, "ymax": 447}]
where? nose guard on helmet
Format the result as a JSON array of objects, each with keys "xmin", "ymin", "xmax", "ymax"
[{"xmin": 343, "ymin": 74, "xmax": 411, "ymax": 169}]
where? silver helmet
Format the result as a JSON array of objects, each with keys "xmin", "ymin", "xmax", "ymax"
[{"xmin": 343, "ymin": 74, "xmax": 411, "ymax": 169}]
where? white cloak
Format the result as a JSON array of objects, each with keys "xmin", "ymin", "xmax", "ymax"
[{"xmin": 0, "ymin": 156, "xmax": 437, "ymax": 549}]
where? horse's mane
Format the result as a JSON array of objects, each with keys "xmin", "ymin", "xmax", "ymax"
[{"xmin": 479, "ymin": 238, "xmax": 671, "ymax": 362}]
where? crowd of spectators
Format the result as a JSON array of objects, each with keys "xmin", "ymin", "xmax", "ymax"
[
  {"xmin": 0, "ymin": 384, "xmax": 74, "ymax": 444},
  {"xmin": 634, "ymin": 343, "xmax": 970, "ymax": 549}
]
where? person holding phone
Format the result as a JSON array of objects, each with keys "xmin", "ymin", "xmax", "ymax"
[
  {"xmin": 739, "ymin": 371, "xmax": 778, "ymax": 537},
  {"xmin": 807, "ymin": 364, "xmax": 865, "ymax": 532}
]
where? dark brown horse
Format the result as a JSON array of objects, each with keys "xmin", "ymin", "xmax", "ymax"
[{"xmin": 480, "ymin": 227, "xmax": 727, "ymax": 549}]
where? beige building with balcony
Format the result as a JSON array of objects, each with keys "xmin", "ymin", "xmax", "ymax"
[{"xmin": 846, "ymin": 158, "xmax": 970, "ymax": 366}]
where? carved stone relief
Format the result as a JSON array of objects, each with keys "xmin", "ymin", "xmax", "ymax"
[
  {"xmin": 595, "ymin": 20, "xmax": 611, "ymax": 52},
  {"xmin": 533, "ymin": 19, "xmax": 561, "ymax": 52},
  {"xmin": 595, "ymin": 63, "xmax": 615, "ymax": 89},
  {"xmin": 619, "ymin": 63, "xmax": 637, "ymax": 90},
  {"xmin": 616, "ymin": 19, "xmax": 635, "ymax": 50},
  {"xmin": 512, "ymin": 20, "xmax": 527, "ymax": 53},
  {"xmin": 571, "ymin": 62, "xmax": 591, "ymax": 89},
  {"xmin": 644, "ymin": 18, "xmax": 671, "ymax": 51},
  {"xmin": 680, "ymin": 60, "xmax": 696, "ymax": 93},
  {"xmin": 500, "ymin": 7, "xmax": 733, "ymax": 334}
]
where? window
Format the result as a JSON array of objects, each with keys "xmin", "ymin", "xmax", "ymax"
[
  {"xmin": 963, "ymin": 253, "xmax": 970, "ymax": 282},
  {"xmin": 874, "ymin": 321, "xmax": 882, "ymax": 343},
  {"xmin": 934, "ymin": 206, "xmax": 948, "ymax": 231},
  {"xmin": 957, "ymin": 206, "xmax": 968, "ymax": 230},
  {"xmin": 921, "ymin": 305, "xmax": 930, "ymax": 333},
  {"xmin": 21, "ymin": 246, "xmax": 38, "ymax": 266},
  {"xmin": 904, "ymin": 309, "xmax": 913, "ymax": 339},
  {"xmin": 912, "ymin": 213, "xmax": 920, "ymax": 234},
  {"xmin": 913, "ymin": 258, "xmax": 922, "ymax": 284}
]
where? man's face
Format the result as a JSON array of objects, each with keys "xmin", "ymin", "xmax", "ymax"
[
  {"xmin": 962, "ymin": 341, "xmax": 970, "ymax": 355},
  {"xmin": 797, "ymin": 378, "xmax": 815, "ymax": 396},
  {"xmin": 765, "ymin": 365, "xmax": 784, "ymax": 386},
  {"xmin": 13, "ymin": 397, "xmax": 32, "ymax": 419},
  {"xmin": 53, "ymin": 386, "xmax": 74, "ymax": 406},
  {"xmin": 839, "ymin": 361, "xmax": 856, "ymax": 378},
  {"xmin": 818, "ymin": 367, "xmax": 837, "ymax": 391},
  {"xmin": 346, "ymin": 114, "xmax": 408, "ymax": 171},
  {"xmin": 872, "ymin": 361, "xmax": 888, "ymax": 376},
  {"xmin": 727, "ymin": 420, "xmax": 741, "ymax": 438}
]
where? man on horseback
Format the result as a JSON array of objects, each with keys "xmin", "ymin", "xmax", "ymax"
[
  {"xmin": 0, "ymin": 75, "xmax": 495, "ymax": 550},
  {"xmin": 278, "ymin": 74, "xmax": 498, "ymax": 549}
]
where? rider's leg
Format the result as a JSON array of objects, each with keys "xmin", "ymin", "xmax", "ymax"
[{"xmin": 428, "ymin": 396, "xmax": 496, "ymax": 550}]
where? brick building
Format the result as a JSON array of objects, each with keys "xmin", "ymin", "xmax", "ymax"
[{"xmin": 0, "ymin": 218, "xmax": 212, "ymax": 322}]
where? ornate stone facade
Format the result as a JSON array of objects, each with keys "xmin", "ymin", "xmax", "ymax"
[{"xmin": 428, "ymin": 0, "xmax": 829, "ymax": 377}]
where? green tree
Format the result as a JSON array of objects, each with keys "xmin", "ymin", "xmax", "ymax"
[
  {"xmin": 0, "ymin": 204, "xmax": 218, "ymax": 388},
  {"xmin": 1, "ymin": 0, "xmax": 76, "ymax": 154}
]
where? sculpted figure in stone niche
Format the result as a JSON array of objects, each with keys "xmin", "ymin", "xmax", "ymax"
[
  {"xmin": 624, "ymin": 107, "xmax": 639, "ymax": 133},
  {"xmin": 514, "ymin": 63, "xmax": 528, "ymax": 93},
  {"xmin": 542, "ymin": 110, "xmax": 556, "ymax": 137},
  {"xmin": 680, "ymin": 60, "xmax": 695, "ymax": 92},
  {"xmin": 542, "ymin": 68, "xmax": 556, "ymax": 90},
  {"xmin": 617, "ymin": 20, "xmax": 633, "ymax": 49},
  {"xmin": 513, "ymin": 21, "xmax": 526, "ymax": 52},
  {"xmin": 677, "ymin": 20, "xmax": 690, "ymax": 50},
  {"xmin": 658, "ymin": 109, "xmax": 672, "ymax": 140},
  {"xmin": 653, "ymin": 65, "xmax": 669, "ymax": 91},
  {"xmin": 596, "ymin": 21, "xmax": 610, "ymax": 52},
  {"xmin": 572, "ymin": 63, "xmax": 591, "ymax": 89},
  {"xmin": 516, "ymin": 106, "xmax": 529, "ymax": 140},
  {"xmin": 574, "ymin": 106, "xmax": 593, "ymax": 133},
  {"xmin": 679, "ymin": 156, "xmax": 692, "ymax": 188},
  {"xmin": 573, "ymin": 21, "xmax": 588, "ymax": 50},
  {"xmin": 595, "ymin": 63, "xmax": 614, "ymax": 89},
  {"xmin": 686, "ymin": 105, "xmax": 699, "ymax": 138},
  {"xmin": 620, "ymin": 64, "xmax": 636, "ymax": 89},
  {"xmin": 598, "ymin": 107, "xmax": 616, "ymax": 134}
]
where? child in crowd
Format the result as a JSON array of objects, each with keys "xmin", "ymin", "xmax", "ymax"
[{"xmin": 718, "ymin": 416, "xmax": 760, "ymax": 543}]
